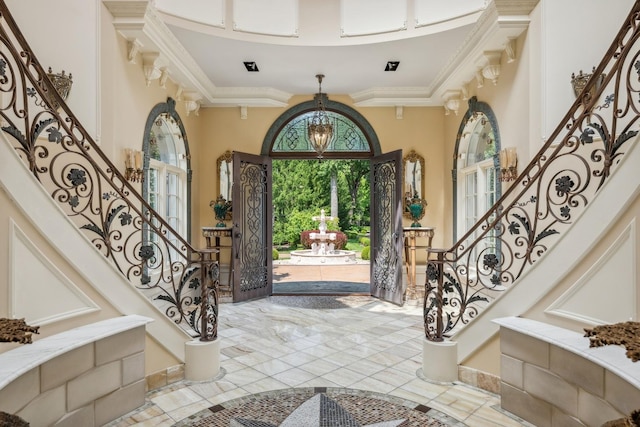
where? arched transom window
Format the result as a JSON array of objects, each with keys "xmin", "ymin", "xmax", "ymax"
[{"xmin": 265, "ymin": 97, "xmax": 379, "ymax": 159}]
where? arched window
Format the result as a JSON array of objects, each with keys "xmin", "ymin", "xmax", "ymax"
[
  {"xmin": 454, "ymin": 97, "xmax": 501, "ymax": 243},
  {"xmin": 143, "ymin": 98, "xmax": 191, "ymax": 254},
  {"xmin": 262, "ymin": 96, "xmax": 381, "ymax": 158},
  {"xmin": 271, "ymin": 110, "xmax": 370, "ymax": 156}
]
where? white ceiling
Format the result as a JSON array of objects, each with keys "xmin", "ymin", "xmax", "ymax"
[
  {"xmin": 105, "ymin": 0, "xmax": 537, "ymax": 108},
  {"xmin": 165, "ymin": 23, "xmax": 475, "ymax": 97}
]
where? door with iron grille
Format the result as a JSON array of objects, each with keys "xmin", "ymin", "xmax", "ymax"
[
  {"xmin": 232, "ymin": 152, "xmax": 272, "ymax": 302},
  {"xmin": 370, "ymin": 150, "xmax": 405, "ymax": 305}
]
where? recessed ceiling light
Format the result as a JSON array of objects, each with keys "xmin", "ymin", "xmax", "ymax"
[
  {"xmin": 385, "ymin": 61, "xmax": 400, "ymax": 71},
  {"xmin": 243, "ymin": 61, "xmax": 259, "ymax": 72}
]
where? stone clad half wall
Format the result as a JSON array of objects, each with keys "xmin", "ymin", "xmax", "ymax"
[
  {"xmin": 0, "ymin": 315, "xmax": 152, "ymax": 426},
  {"xmin": 495, "ymin": 317, "xmax": 640, "ymax": 427}
]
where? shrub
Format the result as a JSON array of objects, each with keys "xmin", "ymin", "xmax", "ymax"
[
  {"xmin": 359, "ymin": 237, "xmax": 370, "ymax": 247},
  {"xmin": 361, "ymin": 246, "xmax": 370, "ymax": 260},
  {"xmin": 273, "ymin": 209, "xmax": 340, "ymax": 246},
  {"xmin": 325, "ymin": 217, "xmax": 340, "ymax": 231},
  {"xmin": 300, "ymin": 230, "xmax": 347, "ymax": 250},
  {"xmin": 272, "ymin": 248, "xmax": 279, "ymax": 260},
  {"xmin": 345, "ymin": 229, "xmax": 359, "ymax": 240}
]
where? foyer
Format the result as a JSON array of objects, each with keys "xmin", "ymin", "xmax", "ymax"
[
  {"xmin": 106, "ymin": 295, "xmax": 532, "ymax": 427},
  {"xmin": 2, "ymin": 1, "xmax": 640, "ymax": 426}
]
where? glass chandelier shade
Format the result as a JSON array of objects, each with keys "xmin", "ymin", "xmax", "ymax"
[{"xmin": 308, "ymin": 74, "xmax": 334, "ymax": 159}]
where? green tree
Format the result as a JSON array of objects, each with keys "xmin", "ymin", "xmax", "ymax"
[
  {"xmin": 272, "ymin": 160, "xmax": 330, "ymax": 244},
  {"xmin": 335, "ymin": 160, "xmax": 369, "ymax": 230},
  {"xmin": 272, "ymin": 159, "xmax": 370, "ymax": 244}
]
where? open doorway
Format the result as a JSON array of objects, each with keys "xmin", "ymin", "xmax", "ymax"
[
  {"xmin": 227, "ymin": 98, "xmax": 405, "ymax": 304},
  {"xmin": 271, "ymin": 159, "xmax": 371, "ymax": 295}
]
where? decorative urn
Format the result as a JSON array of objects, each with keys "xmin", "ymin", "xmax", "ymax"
[
  {"xmin": 210, "ymin": 195, "xmax": 231, "ymax": 227},
  {"xmin": 408, "ymin": 192, "xmax": 428, "ymax": 227}
]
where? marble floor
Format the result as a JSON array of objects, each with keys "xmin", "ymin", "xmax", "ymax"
[{"xmin": 107, "ymin": 295, "xmax": 533, "ymax": 427}]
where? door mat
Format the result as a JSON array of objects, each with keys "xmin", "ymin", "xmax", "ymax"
[
  {"xmin": 268, "ymin": 295, "xmax": 375, "ymax": 309},
  {"xmin": 273, "ymin": 281, "xmax": 370, "ymax": 295}
]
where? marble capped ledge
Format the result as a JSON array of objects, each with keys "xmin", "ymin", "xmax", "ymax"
[
  {"xmin": 0, "ymin": 315, "xmax": 153, "ymax": 389},
  {"xmin": 493, "ymin": 317, "xmax": 640, "ymax": 391}
]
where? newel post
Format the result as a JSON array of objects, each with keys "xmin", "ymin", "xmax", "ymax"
[
  {"xmin": 422, "ymin": 248, "xmax": 458, "ymax": 382},
  {"xmin": 185, "ymin": 249, "xmax": 221, "ymax": 381}
]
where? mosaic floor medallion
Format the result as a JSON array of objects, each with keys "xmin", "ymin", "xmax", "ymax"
[{"xmin": 173, "ymin": 387, "xmax": 466, "ymax": 427}]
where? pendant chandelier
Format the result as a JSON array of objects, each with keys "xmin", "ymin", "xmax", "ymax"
[{"xmin": 308, "ymin": 74, "xmax": 333, "ymax": 160}]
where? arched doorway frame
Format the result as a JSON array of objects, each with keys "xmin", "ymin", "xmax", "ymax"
[{"xmin": 260, "ymin": 97, "xmax": 380, "ymax": 286}]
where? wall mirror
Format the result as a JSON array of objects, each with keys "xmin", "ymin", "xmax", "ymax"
[
  {"xmin": 217, "ymin": 150, "xmax": 233, "ymax": 203},
  {"xmin": 403, "ymin": 149, "xmax": 425, "ymax": 219}
]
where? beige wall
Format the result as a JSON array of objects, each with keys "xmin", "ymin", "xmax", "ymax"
[
  {"xmin": 443, "ymin": 3, "xmax": 640, "ymax": 375},
  {"xmin": 195, "ymin": 95, "xmax": 448, "ymax": 257},
  {"xmin": 459, "ymin": 169, "xmax": 640, "ymax": 377},
  {"xmin": 193, "ymin": 101, "xmax": 283, "ymax": 249},
  {"xmin": 463, "ymin": 334, "xmax": 501, "ymax": 377}
]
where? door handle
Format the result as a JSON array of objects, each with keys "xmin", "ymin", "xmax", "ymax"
[{"xmin": 233, "ymin": 224, "xmax": 242, "ymax": 259}]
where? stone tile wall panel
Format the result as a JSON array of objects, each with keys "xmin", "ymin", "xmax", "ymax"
[
  {"xmin": 501, "ymin": 382, "xmax": 552, "ymax": 427},
  {"xmin": 550, "ymin": 346, "xmax": 604, "ymax": 398},
  {"xmin": 524, "ymin": 363, "xmax": 578, "ymax": 416},
  {"xmin": 500, "ymin": 328, "xmax": 550, "ymax": 368},
  {"xmin": 41, "ymin": 344, "xmax": 94, "ymax": 392}
]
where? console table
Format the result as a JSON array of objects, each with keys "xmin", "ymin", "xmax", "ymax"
[
  {"xmin": 202, "ymin": 226, "xmax": 233, "ymax": 291},
  {"xmin": 403, "ymin": 227, "xmax": 435, "ymax": 301}
]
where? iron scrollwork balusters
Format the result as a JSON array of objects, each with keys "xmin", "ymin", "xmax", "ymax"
[
  {"xmin": 0, "ymin": 2, "xmax": 217, "ymax": 340},
  {"xmin": 197, "ymin": 250, "xmax": 219, "ymax": 341},
  {"xmin": 424, "ymin": 2, "xmax": 640, "ymax": 341}
]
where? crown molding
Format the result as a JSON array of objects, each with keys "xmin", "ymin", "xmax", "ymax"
[
  {"xmin": 349, "ymin": 0, "xmax": 539, "ymax": 107},
  {"xmin": 103, "ymin": 0, "xmax": 292, "ymax": 107},
  {"xmin": 429, "ymin": 0, "xmax": 538, "ymax": 103},
  {"xmin": 350, "ymin": 87, "xmax": 435, "ymax": 107},
  {"xmin": 102, "ymin": 0, "xmax": 148, "ymax": 17},
  {"xmin": 104, "ymin": 0, "xmax": 216, "ymax": 102},
  {"xmin": 209, "ymin": 87, "xmax": 292, "ymax": 107},
  {"xmin": 494, "ymin": 0, "xmax": 541, "ymax": 15}
]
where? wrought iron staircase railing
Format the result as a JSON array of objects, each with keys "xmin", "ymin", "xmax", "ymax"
[
  {"xmin": 0, "ymin": 3, "xmax": 218, "ymax": 341},
  {"xmin": 425, "ymin": 3, "xmax": 640, "ymax": 341}
]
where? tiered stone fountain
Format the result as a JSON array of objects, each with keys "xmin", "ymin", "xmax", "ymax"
[{"xmin": 289, "ymin": 209, "xmax": 357, "ymax": 264}]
